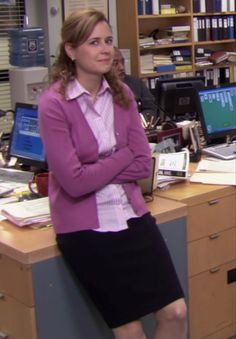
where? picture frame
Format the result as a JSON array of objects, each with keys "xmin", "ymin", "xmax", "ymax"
[{"xmin": 157, "ymin": 127, "xmax": 183, "ymax": 148}]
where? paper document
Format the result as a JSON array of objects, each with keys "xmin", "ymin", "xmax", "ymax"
[
  {"xmin": 190, "ymin": 172, "xmax": 236, "ymax": 185},
  {"xmin": 1, "ymin": 197, "xmax": 50, "ymax": 227},
  {"xmin": 190, "ymin": 158, "xmax": 236, "ymax": 185},
  {"xmin": 0, "ymin": 184, "xmax": 14, "ymax": 197},
  {"xmin": 0, "ymin": 180, "xmax": 29, "ymax": 195},
  {"xmin": 196, "ymin": 159, "xmax": 236, "ymax": 173},
  {"xmin": 0, "ymin": 167, "xmax": 34, "ymax": 183}
]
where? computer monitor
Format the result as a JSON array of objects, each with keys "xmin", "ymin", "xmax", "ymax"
[
  {"xmin": 8, "ymin": 102, "xmax": 47, "ymax": 170},
  {"xmin": 196, "ymin": 84, "xmax": 236, "ymax": 144},
  {"xmin": 155, "ymin": 76, "xmax": 205, "ymax": 122}
]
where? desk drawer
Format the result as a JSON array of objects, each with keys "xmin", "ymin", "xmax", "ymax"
[
  {"xmin": 0, "ymin": 254, "xmax": 34, "ymax": 306},
  {"xmin": 189, "ymin": 260, "xmax": 236, "ymax": 339},
  {"xmin": 188, "ymin": 227, "xmax": 236, "ymax": 276},
  {"xmin": 204, "ymin": 323, "xmax": 236, "ymax": 339},
  {"xmin": 188, "ymin": 194, "xmax": 236, "ymax": 241},
  {"xmin": 0, "ymin": 293, "xmax": 37, "ymax": 339}
]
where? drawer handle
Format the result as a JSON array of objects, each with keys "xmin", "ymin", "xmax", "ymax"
[
  {"xmin": 209, "ymin": 267, "xmax": 220, "ymax": 274},
  {"xmin": 209, "ymin": 233, "xmax": 220, "ymax": 240},
  {"xmin": 208, "ymin": 199, "xmax": 219, "ymax": 206},
  {"xmin": 0, "ymin": 331, "xmax": 8, "ymax": 338},
  {"xmin": 0, "ymin": 293, "xmax": 5, "ymax": 299}
]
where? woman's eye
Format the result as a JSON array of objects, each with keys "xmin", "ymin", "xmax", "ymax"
[
  {"xmin": 90, "ymin": 40, "xmax": 98, "ymax": 45},
  {"xmin": 106, "ymin": 38, "xmax": 113, "ymax": 45}
]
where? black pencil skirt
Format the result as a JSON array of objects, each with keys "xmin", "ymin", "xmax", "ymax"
[{"xmin": 56, "ymin": 212, "xmax": 184, "ymax": 329}]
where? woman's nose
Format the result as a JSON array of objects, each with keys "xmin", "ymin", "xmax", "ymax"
[{"xmin": 100, "ymin": 41, "xmax": 112, "ymax": 52}]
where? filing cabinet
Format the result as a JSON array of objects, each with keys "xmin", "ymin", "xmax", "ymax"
[
  {"xmin": 0, "ymin": 254, "xmax": 37, "ymax": 339},
  {"xmin": 157, "ymin": 184, "xmax": 236, "ymax": 339}
]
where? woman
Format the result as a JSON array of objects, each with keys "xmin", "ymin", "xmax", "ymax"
[{"xmin": 38, "ymin": 8, "xmax": 187, "ymax": 339}]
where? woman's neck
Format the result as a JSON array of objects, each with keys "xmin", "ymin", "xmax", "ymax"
[{"xmin": 77, "ymin": 73, "xmax": 103, "ymax": 98}]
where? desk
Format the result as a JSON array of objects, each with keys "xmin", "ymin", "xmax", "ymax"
[
  {"xmin": 157, "ymin": 181, "xmax": 236, "ymax": 339},
  {"xmin": 0, "ymin": 196, "xmax": 187, "ymax": 339}
]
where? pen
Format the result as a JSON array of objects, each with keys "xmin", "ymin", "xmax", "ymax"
[{"xmin": 140, "ymin": 113, "xmax": 148, "ymax": 128}]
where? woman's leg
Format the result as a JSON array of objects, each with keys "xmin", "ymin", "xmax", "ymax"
[
  {"xmin": 112, "ymin": 320, "xmax": 147, "ymax": 339},
  {"xmin": 153, "ymin": 298, "xmax": 187, "ymax": 339},
  {"xmin": 111, "ymin": 298, "xmax": 186, "ymax": 339}
]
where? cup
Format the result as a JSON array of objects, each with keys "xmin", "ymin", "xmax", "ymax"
[{"xmin": 28, "ymin": 172, "xmax": 49, "ymax": 197}]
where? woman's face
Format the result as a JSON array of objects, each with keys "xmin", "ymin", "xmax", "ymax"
[{"xmin": 65, "ymin": 21, "xmax": 114, "ymax": 78}]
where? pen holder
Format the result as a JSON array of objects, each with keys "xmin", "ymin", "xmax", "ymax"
[
  {"xmin": 190, "ymin": 149, "xmax": 202, "ymax": 163},
  {"xmin": 28, "ymin": 172, "xmax": 49, "ymax": 197}
]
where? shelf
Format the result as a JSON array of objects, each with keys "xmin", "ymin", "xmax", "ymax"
[
  {"xmin": 140, "ymin": 69, "xmax": 194, "ymax": 78},
  {"xmin": 140, "ymin": 42, "xmax": 192, "ymax": 50},
  {"xmin": 116, "ymin": 0, "xmax": 236, "ymax": 83},
  {"xmin": 139, "ymin": 13, "xmax": 192, "ymax": 19},
  {"xmin": 195, "ymin": 62, "xmax": 236, "ymax": 71},
  {"xmin": 194, "ymin": 39, "xmax": 236, "ymax": 46},
  {"xmin": 193, "ymin": 12, "xmax": 236, "ymax": 16}
]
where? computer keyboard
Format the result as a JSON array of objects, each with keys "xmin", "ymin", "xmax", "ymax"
[{"xmin": 202, "ymin": 143, "xmax": 236, "ymax": 160}]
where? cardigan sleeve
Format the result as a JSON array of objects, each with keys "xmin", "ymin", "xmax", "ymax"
[
  {"xmin": 39, "ymin": 90, "xmax": 135, "ymax": 198},
  {"xmin": 110, "ymin": 91, "xmax": 152, "ymax": 184}
]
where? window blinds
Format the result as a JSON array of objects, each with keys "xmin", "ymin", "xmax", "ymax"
[
  {"xmin": 0, "ymin": 0, "xmax": 25, "ymax": 111},
  {"xmin": 63, "ymin": 0, "xmax": 108, "ymax": 19}
]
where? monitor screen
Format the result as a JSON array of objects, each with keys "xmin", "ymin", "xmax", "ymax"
[
  {"xmin": 155, "ymin": 76, "xmax": 205, "ymax": 122},
  {"xmin": 197, "ymin": 84, "xmax": 236, "ymax": 144},
  {"xmin": 8, "ymin": 102, "xmax": 47, "ymax": 169}
]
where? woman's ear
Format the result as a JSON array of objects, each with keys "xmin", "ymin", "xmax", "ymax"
[{"xmin": 64, "ymin": 43, "xmax": 75, "ymax": 61}]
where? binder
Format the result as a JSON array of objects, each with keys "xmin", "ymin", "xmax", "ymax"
[
  {"xmin": 172, "ymin": 56, "xmax": 191, "ymax": 62},
  {"xmin": 193, "ymin": 17, "xmax": 199, "ymax": 41},
  {"xmin": 196, "ymin": 47, "xmax": 212, "ymax": 57},
  {"xmin": 213, "ymin": 68, "xmax": 220, "ymax": 86},
  {"xmin": 196, "ymin": 69, "xmax": 205, "ymax": 78},
  {"xmin": 200, "ymin": 0, "xmax": 206, "ymax": 12},
  {"xmin": 211, "ymin": 16, "xmax": 219, "ymax": 40},
  {"xmin": 228, "ymin": 0, "xmax": 235, "ymax": 11},
  {"xmin": 148, "ymin": 77, "xmax": 159, "ymax": 90},
  {"xmin": 227, "ymin": 15, "xmax": 235, "ymax": 39},
  {"xmin": 201, "ymin": 17, "xmax": 206, "ymax": 40},
  {"xmin": 221, "ymin": 0, "xmax": 228, "ymax": 12},
  {"xmin": 219, "ymin": 67, "xmax": 230, "ymax": 84},
  {"xmin": 198, "ymin": 17, "xmax": 206, "ymax": 41},
  {"xmin": 206, "ymin": 0, "xmax": 221, "ymax": 13},
  {"xmin": 137, "ymin": 0, "xmax": 145, "ymax": 15},
  {"xmin": 222, "ymin": 16, "xmax": 228, "ymax": 39},
  {"xmin": 206, "ymin": 69, "xmax": 214, "ymax": 86},
  {"xmin": 193, "ymin": 0, "xmax": 200, "ymax": 12},
  {"xmin": 172, "ymin": 48, "xmax": 191, "ymax": 57},
  {"xmin": 152, "ymin": 0, "xmax": 159, "ymax": 14},
  {"xmin": 214, "ymin": 0, "xmax": 222, "ymax": 12},
  {"xmin": 206, "ymin": 0, "xmax": 221, "ymax": 12},
  {"xmin": 205, "ymin": 16, "xmax": 211, "ymax": 40},
  {"xmin": 217, "ymin": 16, "xmax": 223, "ymax": 40},
  {"xmin": 145, "ymin": 0, "xmax": 153, "ymax": 14}
]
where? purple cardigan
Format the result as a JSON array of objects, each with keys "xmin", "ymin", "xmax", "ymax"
[{"xmin": 38, "ymin": 81, "xmax": 152, "ymax": 234}]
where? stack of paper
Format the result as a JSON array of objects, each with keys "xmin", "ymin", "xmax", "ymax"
[
  {"xmin": 1, "ymin": 197, "xmax": 50, "ymax": 227},
  {"xmin": 190, "ymin": 159, "xmax": 236, "ymax": 185},
  {"xmin": 0, "ymin": 184, "xmax": 14, "ymax": 197},
  {"xmin": 140, "ymin": 54, "xmax": 153, "ymax": 73}
]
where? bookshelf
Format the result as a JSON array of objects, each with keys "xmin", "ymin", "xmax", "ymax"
[{"xmin": 116, "ymin": 0, "xmax": 236, "ymax": 86}]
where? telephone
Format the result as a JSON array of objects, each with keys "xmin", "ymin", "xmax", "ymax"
[{"xmin": 188, "ymin": 121, "xmax": 202, "ymax": 162}]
